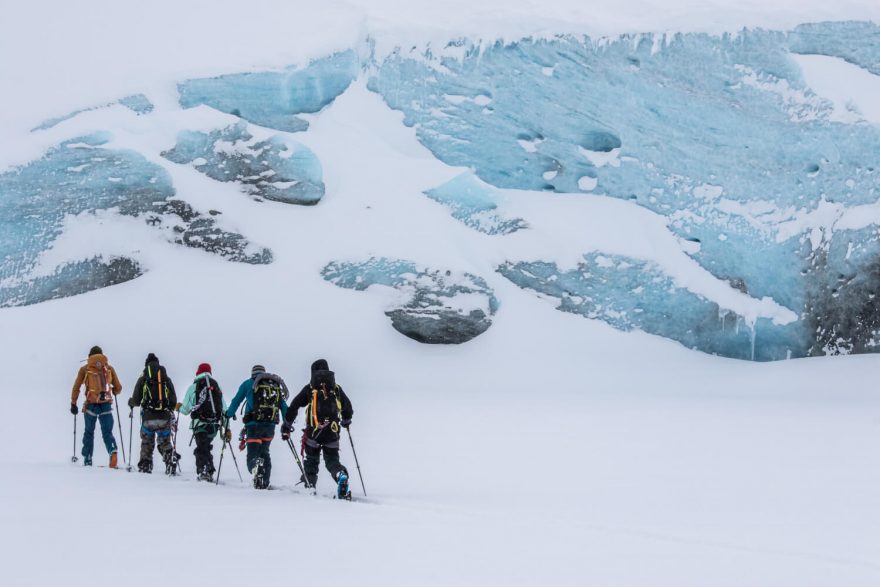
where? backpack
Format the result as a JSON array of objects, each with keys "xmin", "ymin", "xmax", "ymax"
[
  {"xmin": 251, "ymin": 374, "xmax": 287, "ymax": 423},
  {"xmin": 191, "ymin": 376, "xmax": 222, "ymax": 422},
  {"xmin": 141, "ymin": 365, "xmax": 171, "ymax": 412},
  {"xmin": 86, "ymin": 360, "xmax": 112, "ymax": 402}
]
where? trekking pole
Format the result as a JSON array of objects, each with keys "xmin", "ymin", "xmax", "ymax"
[
  {"xmin": 215, "ymin": 430, "xmax": 226, "ymax": 486},
  {"xmin": 226, "ymin": 432, "xmax": 243, "ymax": 482},
  {"xmin": 71, "ymin": 414, "xmax": 79, "ymax": 463},
  {"xmin": 127, "ymin": 409, "xmax": 134, "ymax": 472},
  {"xmin": 171, "ymin": 408, "xmax": 182, "ymax": 474},
  {"xmin": 113, "ymin": 394, "xmax": 127, "ymax": 467},
  {"xmin": 345, "ymin": 428, "xmax": 366, "ymax": 496},
  {"xmin": 285, "ymin": 438, "xmax": 311, "ymax": 489}
]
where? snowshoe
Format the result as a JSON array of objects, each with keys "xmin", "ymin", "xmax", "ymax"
[
  {"xmin": 164, "ymin": 452, "xmax": 179, "ymax": 476},
  {"xmin": 336, "ymin": 472, "xmax": 351, "ymax": 501},
  {"xmin": 253, "ymin": 458, "xmax": 268, "ymax": 490}
]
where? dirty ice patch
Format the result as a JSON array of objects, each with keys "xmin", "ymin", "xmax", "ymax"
[{"xmin": 322, "ymin": 257, "xmax": 498, "ymax": 344}]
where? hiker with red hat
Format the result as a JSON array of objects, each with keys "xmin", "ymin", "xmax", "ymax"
[{"xmin": 178, "ymin": 363, "xmax": 229, "ymax": 482}]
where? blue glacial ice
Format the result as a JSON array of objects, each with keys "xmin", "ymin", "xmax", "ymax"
[
  {"xmin": 31, "ymin": 94, "xmax": 155, "ymax": 131},
  {"xmin": 369, "ymin": 23, "xmax": 880, "ymax": 358},
  {"xmin": 789, "ymin": 21, "xmax": 880, "ymax": 75},
  {"xmin": 424, "ymin": 171, "xmax": 527, "ymax": 235},
  {"xmin": 322, "ymin": 257, "xmax": 499, "ymax": 344},
  {"xmin": 161, "ymin": 122, "xmax": 324, "ymax": 205},
  {"xmin": 0, "ymin": 133, "xmax": 270, "ymax": 306},
  {"xmin": 499, "ymin": 253, "xmax": 802, "ymax": 361},
  {"xmin": 177, "ymin": 51, "xmax": 360, "ymax": 132}
]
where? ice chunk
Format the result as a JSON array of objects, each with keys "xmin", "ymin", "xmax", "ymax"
[
  {"xmin": 161, "ymin": 122, "xmax": 324, "ymax": 205},
  {"xmin": 424, "ymin": 172, "xmax": 527, "ymax": 235},
  {"xmin": 177, "ymin": 50, "xmax": 360, "ymax": 132},
  {"xmin": 322, "ymin": 258, "xmax": 498, "ymax": 344},
  {"xmin": 118, "ymin": 94, "xmax": 154, "ymax": 115}
]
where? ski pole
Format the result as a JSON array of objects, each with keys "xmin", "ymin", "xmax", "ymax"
[
  {"xmin": 285, "ymin": 438, "xmax": 311, "ymax": 489},
  {"xmin": 71, "ymin": 413, "xmax": 79, "ymax": 463},
  {"xmin": 346, "ymin": 428, "xmax": 366, "ymax": 496},
  {"xmin": 127, "ymin": 409, "xmax": 134, "ymax": 472},
  {"xmin": 113, "ymin": 394, "xmax": 127, "ymax": 467}
]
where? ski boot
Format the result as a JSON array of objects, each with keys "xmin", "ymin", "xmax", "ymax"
[
  {"xmin": 138, "ymin": 461, "xmax": 152, "ymax": 474},
  {"xmin": 198, "ymin": 467, "xmax": 214, "ymax": 482},
  {"xmin": 83, "ymin": 455, "xmax": 93, "ymax": 467},
  {"xmin": 336, "ymin": 472, "xmax": 352, "ymax": 501},
  {"xmin": 109, "ymin": 452, "xmax": 118, "ymax": 469}
]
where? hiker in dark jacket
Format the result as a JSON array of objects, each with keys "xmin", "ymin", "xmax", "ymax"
[
  {"xmin": 282, "ymin": 358, "xmax": 354, "ymax": 498},
  {"xmin": 225, "ymin": 365, "xmax": 289, "ymax": 489},
  {"xmin": 128, "ymin": 353, "xmax": 179, "ymax": 474},
  {"xmin": 178, "ymin": 363, "xmax": 230, "ymax": 482}
]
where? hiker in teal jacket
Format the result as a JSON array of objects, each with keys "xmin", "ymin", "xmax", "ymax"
[
  {"xmin": 225, "ymin": 365, "xmax": 289, "ymax": 489},
  {"xmin": 178, "ymin": 363, "xmax": 229, "ymax": 481}
]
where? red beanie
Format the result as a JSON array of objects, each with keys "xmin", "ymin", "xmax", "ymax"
[{"xmin": 196, "ymin": 363, "xmax": 212, "ymax": 376}]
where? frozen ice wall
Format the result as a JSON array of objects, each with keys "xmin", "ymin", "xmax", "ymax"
[{"xmin": 370, "ymin": 23, "xmax": 880, "ymax": 358}]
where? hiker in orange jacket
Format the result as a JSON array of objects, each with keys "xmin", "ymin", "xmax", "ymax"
[{"xmin": 70, "ymin": 346, "xmax": 123, "ymax": 467}]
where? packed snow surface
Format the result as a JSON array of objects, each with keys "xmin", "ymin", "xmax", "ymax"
[{"xmin": 1, "ymin": 1, "xmax": 879, "ymax": 586}]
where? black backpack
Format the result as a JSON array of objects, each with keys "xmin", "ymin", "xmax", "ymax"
[
  {"xmin": 191, "ymin": 376, "xmax": 222, "ymax": 422},
  {"xmin": 251, "ymin": 374, "xmax": 287, "ymax": 423},
  {"xmin": 141, "ymin": 365, "xmax": 171, "ymax": 412}
]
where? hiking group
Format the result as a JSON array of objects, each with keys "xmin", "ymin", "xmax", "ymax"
[{"xmin": 70, "ymin": 346, "xmax": 358, "ymax": 499}]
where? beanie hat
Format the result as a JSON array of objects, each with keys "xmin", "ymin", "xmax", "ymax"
[
  {"xmin": 251, "ymin": 364, "xmax": 266, "ymax": 377},
  {"xmin": 145, "ymin": 353, "xmax": 159, "ymax": 366},
  {"xmin": 196, "ymin": 363, "xmax": 212, "ymax": 376},
  {"xmin": 311, "ymin": 359, "xmax": 329, "ymax": 373},
  {"xmin": 89, "ymin": 345, "xmax": 103, "ymax": 356}
]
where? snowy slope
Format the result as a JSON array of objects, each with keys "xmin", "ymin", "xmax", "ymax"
[{"xmin": 1, "ymin": 2, "xmax": 880, "ymax": 586}]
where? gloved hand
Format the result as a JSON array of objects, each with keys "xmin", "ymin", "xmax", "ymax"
[
  {"xmin": 225, "ymin": 413, "xmax": 237, "ymax": 421},
  {"xmin": 127, "ymin": 397, "xmax": 137, "ymax": 409},
  {"xmin": 340, "ymin": 418, "xmax": 351, "ymax": 429},
  {"xmin": 224, "ymin": 429, "xmax": 232, "ymax": 443},
  {"xmin": 280, "ymin": 422, "xmax": 292, "ymax": 440},
  {"xmin": 70, "ymin": 403, "xmax": 78, "ymax": 415}
]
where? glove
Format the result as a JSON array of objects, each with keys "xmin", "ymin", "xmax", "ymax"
[
  {"xmin": 224, "ymin": 429, "xmax": 232, "ymax": 443},
  {"xmin": 127, "ymin": 397, "xmax": 137, "ymax": 409},
  {"xmin": 70, "ymin": 403, "xmax": 78, "ymax": 415},
  {"xmin": 225, "ymin": 413, "xmax": 237, "ymax": 421},
  {"xmin": 280, "ymin": 422, "xmax": 292, "ymax": 440},
  {"xmin": 340, "ymin": 418, "xmax": 351, "ymax": 429}
]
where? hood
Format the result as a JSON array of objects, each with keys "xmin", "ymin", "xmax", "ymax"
[
  {"xmin": 311, "ymin": 359, "xmax": 329, "ymax": 374},
  {"xmin": 310, "ymin": 369, "xmax": 336, "ymax": 390}
]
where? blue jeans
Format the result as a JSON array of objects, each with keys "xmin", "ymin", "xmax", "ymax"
[{"xmin": 83, "ymin": 403, "xmax": 117, "ymax": 460}]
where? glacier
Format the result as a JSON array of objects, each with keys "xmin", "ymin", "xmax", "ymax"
[
  {"xmin": 162, "ymin": 122, "xmax": 324, "ymax": 205},
  {"xmin": 369, "ymin": 23, "xmax": 880, "ymax": 358},
  {"xmin": 322, "ymin": 258, "xmax": 499, "ymax": 344},
  {"xmin": 5, "ymin": 22, "xmax": 880, "ymax": 357}
]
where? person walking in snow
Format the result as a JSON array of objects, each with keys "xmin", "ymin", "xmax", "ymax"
[
  {"xmin": 178, "ymin": 363, "xmax": 230, "ymax": 482},
  {"xmin": 70, "ymin": 345, "xmax": 123, "ymax": 467},
  {"xmin": 128, "ymin": 353, "xmax": 179, "ymax": 474},
  {"xmin": 281, "ymin": 359, "xmax": 354, "ymax": 499},
  {"xmin": 225, "ymin": 365, "xmax": 289, "ymax": 489}
]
